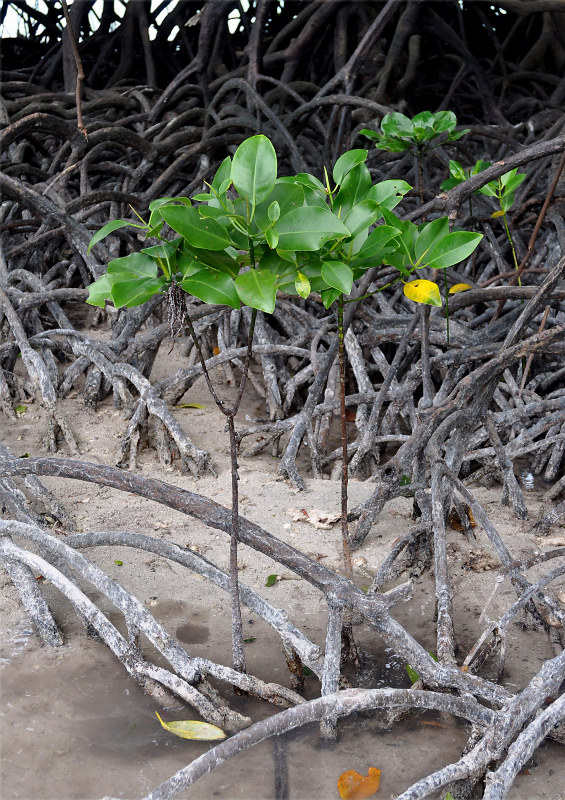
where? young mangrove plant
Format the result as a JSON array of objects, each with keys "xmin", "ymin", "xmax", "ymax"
[
  {"xmin": 361, "ymin": 110, "xmax": 469, "ymax": 204},
  {"xmin": 441, "ymin": 159, "xmax": 526, "ymax": 282},
  {"xmin": 85, "ymin": 134, "xmax": 483, "ymax": 680}
]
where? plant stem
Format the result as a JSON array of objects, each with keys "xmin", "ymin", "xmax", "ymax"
[
  {"xmin": 337, "ymin": 294, "xmax": 353, "ymax": 581},
  {"xmin": 444, "ymin": 269, "xmax": 450, "ymax": 348},
  {"xmin": 185, "ymin": 307, "xmax": 258, "ymax": 676},
  {"xmin": 502, "ymin": 211, "xmax": 521, "ymax": 287},
  {"xmin": 227, "ymin": 414, "xmax": 245, "ymax": 673},
  {"xmin": 416, "ymin": 145, "xmax": 424, "ymax": 207}
]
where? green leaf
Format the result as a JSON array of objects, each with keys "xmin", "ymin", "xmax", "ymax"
[
  {"xmin": 182, "ymin": 268, "xmax": 240, "ymax": 309},
  {"xmin": 111, "ymin": 276, "xmax": 165, "ymax": 308},
  {"xmin": 160, "ymin": 205, "xmax": 231, "ymax": 250},
  {"xmin": 87, "ymin": 219, "xmax": 145, "ymax": 253},
  {"xmin": 356, "ymin": 225, "xmax": 401, "ymax": 265},
  {"xmin": 254, "ymin": 183, "xmax": 304, "ymax": 231},
  {"xmin": 265, "ymin": 574, "xmax": 279, "ymax": 587},
  {"xmin": 425, "ymin": 231, "xmax": 483, "ymax": 269},
  {"xmin": 431, "ymin": 110, "xmax": 457, "ymax": 133},
  {"xmin": 321, "ymin": 261, "xmax": 354, "ymax": 294},
  {"xmin": 155, "ymin": 712, "xmax": 226, "ymax": 741},
  {"xmin": 285, "ymin": 172, "xmax": 325, "ymax": 191},
  {"xmin": 174, "ymin": 403, "xmax": 207, "ymax": 409},
  {"xmin": 500, "ymin": 169, "xmax": 526, "ymax": 193},
  {"xmin": 333, "ymin": 163, "xmax": 372, "ymax": 218},
  {"xmin": 368, "ymin": 179, "xmax": 411, "ymax": 211},
  {"xmin": 444, "ymin": 793, "xmax": 455, "ymax": 800},
  {"xmin": 415, "ymin": 217, "xmax": 450, "ymax": 263},
  {"xmin": 268, "ymin": 200, "xmax": 280, "ymax": 222},
  {"xmin": 15, "ymin": 404, "xmax": 27, "ymax": 414},
  {"xmin": 108, "ymin": 252, "xmax": 158, "ymax": 279},
  {"xmin": 265, "ymin": 227, "xmax": 279, "ymax": 249},
  {"xmin": 302, "ymin": 666, "xmax": 313, "ymax": 677},
  {"xmin": 343, "ymin": 199, "xmax": 381, "ymax": 239},
  {"xmin": 114, "ymin": 560, "xmax": 123, "ymax": 566},
  {"xmin": 275, "ymin": 207, "xmax": 349, "ymax": 251},
  {"xmin": 321, "ymin": 287, "xmax": 341, "ymax": 308},
  {"xmin": 243, "ymin": 637, "xmax": 256, "ymax": 643},
  {"xmin": 381, "ymin": 112, "xmax": 413, "ymax": 136},
  {"xmin": 400, "ymin": 474, "xmax": 411, "ymax": 486},
  {"xmin": 211, "ymin": 156, "xmax": 232, "ymax": 193},
  {"xmin": 406, "ymin": 663, "xmax": 420, "ymax": 684},
  {"xmin": 295, "ymin": 271, "xmax": 311, "ymax": 299},
  {"xmin": 86, "ymin": 273, "xmax": 114, "ymax": 308},
  {"xmin": 403, "ymin": 279, "xmax": 442, "ymax": 307},
  {"xmin": 235, "ymin": 269, "xmax": 277, "ymax": 313},
  {"xmin": 448, "ymin": 159, "xmax": 467, "ymax": 182},
  {"xmin": 332, "ymin": 149, "xmax": 368, "ymax": 186},
  {"xmin": 231, "ymin": 134, "xmax": 277, "ymax": 210},
  {"xmin": 149, "ymin": 197, "xmax": 191, "ymax": 211}
]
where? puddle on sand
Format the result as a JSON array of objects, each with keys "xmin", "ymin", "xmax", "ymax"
[{"xmin": 1, "ymin": 612, "xmax": 564, "ymax": 800}]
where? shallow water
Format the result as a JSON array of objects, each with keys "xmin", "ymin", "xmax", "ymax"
[{"xmin": 1, "ymin": 611, "xmax": 563, "ymax": 800}]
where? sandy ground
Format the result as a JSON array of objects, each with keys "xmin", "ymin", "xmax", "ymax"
[{"xmin": 1, "ymin": 360, "xmax": 565, "ymax": 800}]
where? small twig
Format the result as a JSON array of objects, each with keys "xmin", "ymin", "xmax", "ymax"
[{"xmin": 61, "ymin": 0, "xmax": 88, "ymax": 139}]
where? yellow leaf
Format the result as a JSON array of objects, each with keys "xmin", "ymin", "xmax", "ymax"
[
  {"xmin": 403, "ymin": 279, "xmax": 442, "ymax": 307},
  {"xmin": 155, "ymin": 712, "xmax": 226, "ymax": 740},
  {"xmin": 449, "ymin": 283, "xmax": 472, "ymax": 294},
  {"xmin": 491, "ymin": 209, "xmax": 505, "ymax": 218},
  {"xmin": 174, "ymin": 403, "xmax": 207, "ymax": 410},
  {"xmin": 338, "ymin": 768, "xmax": 381, "ymax": 799}
]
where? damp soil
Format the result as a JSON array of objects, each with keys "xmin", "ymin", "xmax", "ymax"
[{"xmin": 1, "ymin": 368, "xmax": 565, "ymax": 800}]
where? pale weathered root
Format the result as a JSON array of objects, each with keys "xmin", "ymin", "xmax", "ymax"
[
  {"xmin": 64, "ymin": 528, "xmax": 324, "ymax": 679},
  {"xmin": 0, "ymin": 286, "xmax": 78, "ymax": 454}
]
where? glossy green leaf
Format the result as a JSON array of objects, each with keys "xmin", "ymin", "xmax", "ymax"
[
  {"xmin": 160, "ymin": 205, "xmax": 231, "ymax": 250},
  {"xmin": 343, "ymin": 199, "xmax": 381, "ymax": 239},
  {"xmin": 501, "ymin": 169, "xmax": 526, "ymax": 193},
  {"xmin": 108, "ymin": 252, "xmax": 158, "ymax": 279},
  {"xmin": 235, "ymin": 268, "xmax": 277, "ymax": 313},
  {"xmin": 333, "ymin": 163, "xmax": 372, "ymax": 218},
  {"xmin": 332, "ymin": 149, "xmax": 368, "ymax": 186},
  {"xmin": 254, "ymin": 183, "xmax": 303, "ymax": 231},
  {"xmin": 265, "ymin": 227, "xmax": 279, "ymax": 249},
  {"xmin": 268, "ymin": 201, "xmax": 280, "ymax": 222},
  {"xmin": 211, "ymin": 156, "xmax": 232, "ymax": 193},
  {"xmin": 403, "ymin": 279, "xmax": 442, "ymax": 307},
  {"xmin": 87, "ymin": 219, "xmax": 145, "ymax": 253},
  {"xmin": 274, "ymin": 207, "xmax": 349, "ymax": 251},
  {"xmin": 86, "ymin": 274, "xmax": 114, "ymax": 307},
  {"xmin": 182, "ymin": 268, "xmax": 240, "ymax": 309},
  {"xmin": 321, "ymin": 287, "xmax": 342, "ymax": 308},
  {"xmin": 321, "ymin": 261, "xmax": 354, "ymax": 294},
  {"xmin": 406, "ymin": 663, "xmax": 420, "ymax": 684},
  {"xmin": 356, "ymin": 224, "xmax": 401, "ymax": 264},
  {"xmin": 111, "ymin": 276, "xmax": 165, "ymax": 308},
  {"xmin": 381, "ymin": 112, "xmax": 413, "ymax": 136},
  {"xmin": 155, "ymin": 712, "xmax": 226, "ymax": 741},
  {"xmin": 415, "ymin": 217, "xmax": 450, "ymax": 262},
  {"xmin": 231, "ymin": 134, "xmax": 277, "ymax": 210},
  {"xmin": 286, "ymin": 172, "xmax": 325, "ymax": 191},
  {"xmin": 431, "ymin": 110, "xmax": 457, "ymax": 133},
  {"xmin": 265, "ymin": 574, "xmax": 279, "ymax": 587},
  {"xmin": 425, "ymin": 231, "xmax": 483, "ymax": 269},
  {"xmin": 295, "ymin": 271, "xmax": 311, "ymax": 299},
  {"xmin": 368, "ymin": 179, "xmax": 411, "ymax": 211}
]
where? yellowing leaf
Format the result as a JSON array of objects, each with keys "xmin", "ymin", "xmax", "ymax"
[
  {"xmin": 174, "ymin": 403, "xmax": 207, "ymax": 410},
  {"xmin": 338, "ymin": 768, "xmax": 381, "ymax": 799},
  {"xmin": 449, "ymin": 283, "xmax": 472, "ymax": 294},
  {"xmin": 491, "ymin": 209, "xmax": 505, "ymax": 218},
  {"xmin": 155, "ymin": 712, "xmax": 226, "ymax": 740},
  {"xmin": 403, "ymin": 279, "xmax": 441, "ymax": 307}
]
